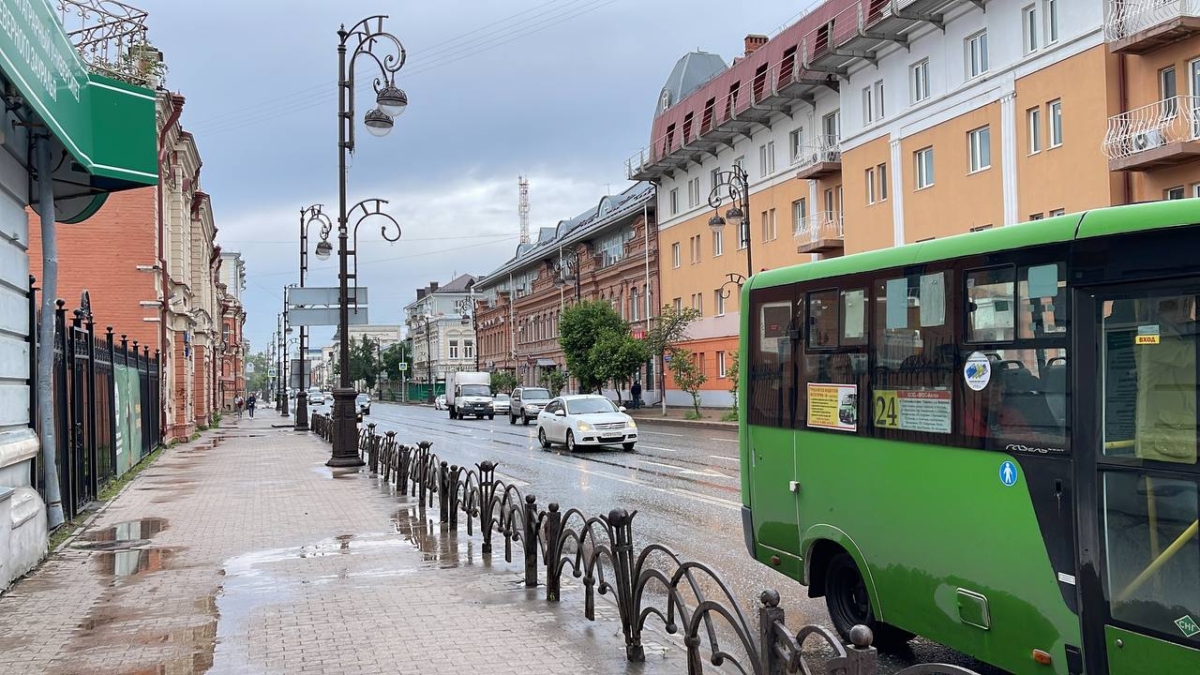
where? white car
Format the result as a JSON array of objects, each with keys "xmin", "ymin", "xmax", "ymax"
[
  {"xmin": 434, "ymin": 394, "xmax": 447, "ymax": 410},
  {"xmin": 537, "ymin": 395, "xmax": 637, "ymax": 452},
  {"xmin": 492, "ymin": 393, "xmax": 511, "ymax": 415}
]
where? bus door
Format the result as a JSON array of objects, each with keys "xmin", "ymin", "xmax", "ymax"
[{"xmin": 1075, "ymin": 283, "xmax": 1200, "ymax": 674}]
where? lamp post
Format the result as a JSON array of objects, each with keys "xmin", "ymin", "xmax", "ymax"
[
  {"xmin": 413, "ymin": 314, "xmax": 437, "ymax": 403},
  {"xmin": 325, "ymin": 15, "xmax": 409, "ymax": 468},
  {"xmin": 275, "ymin": 314, "xmax": 284, "ymax": 413},
  {"xmin": 295, "ymin": 204, "xmax": 333, "ymax": 431},
  {"xmin": 280, "ymin": 286, "xmax": 295, "ymax": 418},
  {"xmin": 553, "ymin": 249, "xmax": 582, "ymax": 301},
  {"xmin": 707, "ymin": 164, "xmax": 753, "ymax": 286}
]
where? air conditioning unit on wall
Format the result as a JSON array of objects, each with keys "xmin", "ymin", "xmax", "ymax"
[{"xmin": 1132, "ymin": 129, "xmax": 1165, "ymax": 152}]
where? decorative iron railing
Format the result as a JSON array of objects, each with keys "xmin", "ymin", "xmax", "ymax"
[
  {"xmin": 57, "ymin": 0, "xmax": 161, "ymax": 87},
  {"xmin": 795, "ymin": 135, "xmax": 842, "ymax": 170},
  {"xmin": 1104, "ymin": 0, "xmax": 1200, "ymax": 41},
  {"xmin": 303, "ymin": 418, "xmax": 983, "ymax": 675},
  {"xmin": 795, "ymin": 211, "xmax": 845, "ymax": 245},
  {"xmin": 1103, "ymin": 95, "xmax": 1200, "ymax": 160}
]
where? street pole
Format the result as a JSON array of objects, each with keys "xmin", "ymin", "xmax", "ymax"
[
  {"xmin": 326, "ymin": 16, "xmax": 408, "ymax": 468},
  {"xmin": 281, "ymin": 289, "xmax": 291, "ymax": 418},
  {"xmin": 425, "ymin": 316, "xmax": 435, "ymax": 403}
]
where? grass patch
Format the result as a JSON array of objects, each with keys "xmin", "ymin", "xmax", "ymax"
[
  {"xmin": 47, "ymin": 520, "xmax": 83, "ymax": 550},
  {"xmin": 98, "ymin": 445, "xmax": 164, "ymax": 502},
  {"xmin": 720, "ymin": 409, "xmax": 739, "ymax": 422},
  {"xmin": 684, "ymin": 410, "xmax": 704, "ymax": 421},
  {"xmin": 189, "ymin": 432, "xmax": 201, "ymax": 441}
]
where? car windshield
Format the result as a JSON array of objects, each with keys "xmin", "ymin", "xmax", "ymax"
[
  {"xmin": 566, "ymin": 398, "xmax": 618, "ymax": 415},
  {"xmin": 494, "ymin": 394, "xmax": 509, "ymax": 401},
  {"xmin": 461, "ymin": 385, "xmax": 490, "ymax": 397},
  {"xmin": 522, "ymin": 388, "xmax": 551, "ymax": 401},
  {"xmin": 356, "ymin": 395, "xmax": 369, "ymax": 402}
]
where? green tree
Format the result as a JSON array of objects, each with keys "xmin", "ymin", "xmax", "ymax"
[
  {"xmin": 380, "ymin": 342, "xmax": 411, "ymax": 381},
  {"xmin": 645, "ymin": 305, "xmax": 701, "ymax": 412},
  {"xmin": 590, "ymin": 329, "xmax": 650, "ymax": 404},
  {"xmin": 540, "ymin": 370, "xmax": 567, "ymax": 397},
  {"xmin": 559, "ymin": 300, "xmax": 628, "ymax": 393},
  {"xmin": 668, "ymin": 348, "xmax": 707, "ymax": 418},
  {"xmin": 334, "ymin": 336, "xmax": 383, "ymax": 389},
  {"xmin": 246, "ymin": 351, "xmax": 271, "ymax": 395},
  {"xmin": 490, "ymin": 370, "xmax": 518, "ymax": 395},
  {"xmin": 723, "ymin": 351, "xmax": 740, "ymax": 422}
]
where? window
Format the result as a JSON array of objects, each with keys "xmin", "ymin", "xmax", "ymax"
[
  {"xmin": 970, "ymin": 224, "xmax": 994, "ymax": 232},
  {"xmin": 1166, "ymin": 186, "xmax": 1186, "ymax": 200},
  {"xmin": 878, "ymin": 163, "xmax": 888, "ymax": 201},
  {"xmin": 718, "ymin": 351, "xmax": 728, "ymax": 378},
  {"xmin": 789, "ymin": 128, "xmax": 804, "ymax": 163},
  {"xmin": 968, "ymin": 126, "xmax": 991, "ymax": 173},
  {"xmin": 1023, "ymin": 5, "xmax": 1039, "ymax": 53},
  {"xmin": 874, "ymin": 80, "xmax": 885, "ymax": 120},
  {"xmin": 761, "ymin": 208, "xmax": 777, "ymax": 242},
  {"xmin": 1028, "ymin": 107, "xmax": 1042, "ymax": 154},
  {"xmin": 759, "ymin": 142, "xmax": 776, "ymax": 176},
  {"xmin": 863, "ymin": 86, "xmax": 874, "ymax": 124},
  {"xmin": 808, "ymin": 290, "xmax": 840, "ymax": 349},
  {"xmin": 688, "ymin": 177, "xmax": 701, "ymax": 208},
  {"xmin": 713, "ymin": 228, "xmax": 724, "ymax": 257},
  {"xmin": 1161, "ymin": 66, "xmax": 1178, "ymax": 117},
  {"xmin": 698, "ymin": 352, "xmax": 706, "ymax": 377},
  {"xmin": 692, "ymin": 292, "xmax": 703, "ymax": 315},
  {"xmin": 966, "ymin": 31, "xmax": 989, "ymax": 78},
  {"xmin": 1030, "ymin": 212, "xmax": 1044, "ymax": 220},
  {"xmin": 792, "ymin": 198, "xmax": 807, "ymax": 232},
  {"xmin": 449, "ymin": 339, "xmax": 460, "ymax": 359},
  {"xmin": 690, "ymin": 234, "xmax": 702, "ymax": 263},
  {"xmin": 1049, "ymin": 208, "xmax": 1065, "ymax": 217},
  {"xmin": 710, "ymin": 167, "xmax": 720, "ymax": 192},
  {"xmin": 672, "ymin": 297, "xmax": 682, "ymax": 312},
  {"xmin": 822, "ymin": 111, "xmax": 841, "ymax": 141},
  {"xmin": 734, "ymin": 155, "xmax": 745, "ymax": 170},
  {"xmin": 866, "ymin": 167, "xmax": 877, "ymax": 204},
  {"xmin": 911, "ymin": 59, "xmax": 930, "ymax": 103},
  {"xmin": 670, "ymin": 188, "xmax": 679, "ymax": 215},
  {"xmin": 1049, "ymin": 100, "xmax": 1063, "ymax": 147},
  {"xmin": 1044, "ymin": 0, "xmax": 1059, "ymax": 43},
  {"xmin": 1194, "ymin": 183, "xmax": 1200, "ymax": 198},
  {"xmin": 915, "ymin": 147, "xmax": 934, "ymax": 189},
  {"xmin": 631, "ymin": 288, "xmax": 639, "ymax": 322},
  {"xmin": 967, "ymin": 267, "xmax": 1016, "ymax": 342},
  {"xmin": 841, "ymin": 289, "xmax": 868, "ymax": 346},
  {"xmin": 465, "ymin": 340, "xmax": 474, "ymax": 359},
  {"xmin": 598, "ymin": 231, "xmax": 624, "ymax": 266},
  {"xmin": 672, "ymin": 242, "xmax": 681, "ymax": 268},
  {"xmin": 715, "ymin": 289, "xmax": 726, "ymax": 316}
]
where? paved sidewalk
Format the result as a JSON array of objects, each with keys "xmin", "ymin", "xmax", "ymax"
[{"xmin": 0, "ymin": 413, "xmax": 689, "ymax": 675}]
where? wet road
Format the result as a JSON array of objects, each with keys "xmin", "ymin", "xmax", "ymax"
[{"xmin": 364, "ymin": 402, "xmax": 1006, "ymax": 674}]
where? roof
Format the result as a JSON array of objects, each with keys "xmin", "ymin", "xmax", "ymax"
[
  {"xmin": 432, "ymin": 273, "xmax": 478, "ymax": 294},
  {"xmin": 656, "ymin": 51, "xmax": 727, "ymax": 118}
]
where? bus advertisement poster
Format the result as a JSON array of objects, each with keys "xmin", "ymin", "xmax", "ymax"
[
  {"xmin": 873, "ymin": 389, "xmax": 952, "ymax": 434},
  {"xmin": 807, "ymin": 383, "xmax": 857, "ymax": 431}
]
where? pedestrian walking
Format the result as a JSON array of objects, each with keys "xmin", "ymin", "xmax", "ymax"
[
  {"xmin": 235, "ymin": 395, "xmax": 244, "ymax": 419},
  {"xmin": 631, "ymin": 381, "xmax": 642, "ymax": 409},
  {"xmin": 247, "ymin": 394, "xmax": 257, "ymax": 418}
]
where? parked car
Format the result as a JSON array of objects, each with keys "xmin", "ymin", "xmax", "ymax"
[
  {"xmin": 434, "ymin": 394, "xmax": 447, "ymax": 410},
  {"xmin": 491, "ymin": 393, "xmax": 511, "ymax": 415},
  {"xmin": 307, "ymin": 386, "xmax": 325, "ymax": 407},
  {"xmin": 509, "ymin": 387, "xmax": 552, "ymax": 426},
  {"xmin": 356, "ymin": 393, "xmax": 371, "ymax": 416},
  {"xmin": 537, "ymin": 395, "xmax": 637, "ymax": 452}
]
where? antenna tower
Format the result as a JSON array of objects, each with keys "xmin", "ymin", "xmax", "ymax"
[{"xmin": 518, "ymin": 176, "xmax": 530, "ymax": 245}]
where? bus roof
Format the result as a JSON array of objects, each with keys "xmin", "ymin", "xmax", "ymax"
[{"xmin": 749, "ymin": 198, "xmax": 1200, "ymax": 290}]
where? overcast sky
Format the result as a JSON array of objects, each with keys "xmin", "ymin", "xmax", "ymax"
[{"xmin": 134, "ymin": 0, "xmax": 808, "ymax": 353}]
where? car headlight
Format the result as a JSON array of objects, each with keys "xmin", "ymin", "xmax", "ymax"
[
  {"xmin": 526, "ymin": 404, "xmax": 538, "ymax": 411},
  {"xmin": 577, "ymin": 422, "xmax": 592, "ymax": 432},
  {"xmin": 627, "ymin": 420, "xmax": 636, "ymax": 428}
]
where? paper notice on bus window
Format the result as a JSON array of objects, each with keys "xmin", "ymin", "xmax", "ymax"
[
  {"xmin": 844, "ymin": 290, "xmax": 866, "ymax": 339},
  {"xmin": 920, "ymin": 273, "xmax": 946, "ymax": 327},
  {"xmin": 873, "ymin": 389, "xmax": 952, "ymax": 434},
  {"xmin": 886, "ymin": 278, "xmax": 908, "ymax": 329},
  {"xmin": 1027, "ymin": 264, "xmax": 1059, "ymax": 299},
  {"xmin": 807, "ymin": 383, "xmax": 857, "ymax": 432}
]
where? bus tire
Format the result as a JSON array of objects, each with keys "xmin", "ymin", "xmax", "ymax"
[{"xmin": 824, "ymin": 552, "xmax": 912, "ymax": 650}]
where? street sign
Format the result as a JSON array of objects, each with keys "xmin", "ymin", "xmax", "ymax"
[
  {"xmin": 398, "ymin": 362, "xmax": 408, "ymax": 372},
  {"xmin": 289, "ymin": 359, "xmax": 310, "ymax": 389},
  {"xmin": 268, "ymin": 368, "xmax": 277, "ymax": 377},
  {"xmin": 289, "ymin": 286, "xmax": 368, "ymax": 307},
  {"xmin": 289, "ymin": 307, "xmax": 370, "ymax": 327},
  {"xmin": 999, "ymin": 460, "xmax": 1019, "ymax": 487},
  {"xmin": 663, "ymin": 354, "xmax": 672, "ymax": 362}
]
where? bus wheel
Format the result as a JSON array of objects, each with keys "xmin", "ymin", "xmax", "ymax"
[{"xmin": 824, "ymin": 553, "xmax": 912, "ymax": 650}]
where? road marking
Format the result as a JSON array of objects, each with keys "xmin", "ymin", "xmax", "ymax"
[
  {"xmin": 638, "ymin": 445, "xmax": 677, "ymax": 452},
  {"xmin": 711, "ymin": 438, "xmax": 739, "ymax": 443},
  {"xmin": 638, "ymin": 460, "xmax": 729, "ymax": 479},
  {"xmin": 709, "ymin": 455, "xmax": 740, "ymax": 463},
  {"xmin": 640, "ymin": 430, "xmax": 685, "ymax": 437},
  {"xmin": 668, "ymin": 488, "xmax": 741, "ymax": 509}
]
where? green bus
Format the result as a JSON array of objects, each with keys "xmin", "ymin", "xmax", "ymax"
[{"xmin": 738, "ymin": 200, "xmax": 1200, "ymax": 675}]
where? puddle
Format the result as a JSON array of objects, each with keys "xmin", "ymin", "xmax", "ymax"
[
  {"xmin": 75, "ymin": 518, "xmax": 168, "ymax": 550},
  {"xmin": 391, "ymin": 505, "xmax": 476, "ymax": 567},
  {"xmin": 311, "ymin": 464, "xmax": 364, "ymax": 480},
  {"xmin": 94, "ymin": 548, "xmax": 172, "ymax": 577}
]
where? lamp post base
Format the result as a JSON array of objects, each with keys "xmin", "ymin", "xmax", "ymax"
[
  {"xmin": 294, "ymin": 391, "xmax": 310, "ymax": 431},
  {"xmin": 327, "ymin": 387, "xmax": 364, "ymax": 468}
]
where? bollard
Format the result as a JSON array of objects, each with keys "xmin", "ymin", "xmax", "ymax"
[
  {"xmin": 758, "ymin": 590, "xmax": 788, "ymax": 675},
  {"xmin": 416, "ymin": 442, "xmax": 431, "ymax": 506},
  {"xmin": 438, "ymin": 462, "xmax": 450, "ymax": 524},
  {"xmin": 607, "ymin": 508, "xmax": 644, "ymax": 662},
  {"xmin": 523, "ymin": 494, "xmax": 539, "ymax": 588},
  {"xmin": 448, "ymin": 465, "xmax": 463, "ymax": 528},
  {"xmin": 478, "ymin": 461, "xmax": 496, "ymax": 554},
  {"xmin": 844, "ymin": 626, "xmax": 877, "ymax": 675},
  {"xmin": 545, "ymin": 502, "xmax": 561, "ymax": 602},
  {"xmin": 397, "ymin": 445, "xmax": 411, "ymax": 496}
]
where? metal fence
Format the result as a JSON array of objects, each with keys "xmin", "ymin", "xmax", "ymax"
[
  {"xmin": 30, "ymin": 282, "xmax": 163, "ymax": 522},
  {"xmin": 310, "ymin": 414, "xmax": 982, "ymax": 675}
]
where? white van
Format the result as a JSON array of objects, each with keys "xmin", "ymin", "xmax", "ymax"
[{"xmin": 447, "ymin": 372, "xmax": 493, "ymax": 420}]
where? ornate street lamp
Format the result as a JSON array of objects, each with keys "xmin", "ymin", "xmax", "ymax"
[
  {"xmin": 326, "ymin": 15, "xmax": 408, "ymax": 468},
  {"xmin": 552, "ymin": 249, "xmax": 582, "ymax": 301},
  {"xmin": 294, "ymin": 204, "xmax": 333, "ymax": 431},
  {"xmin": 707, "ymin": 164, "xmax": 753, "ymax": 284}
]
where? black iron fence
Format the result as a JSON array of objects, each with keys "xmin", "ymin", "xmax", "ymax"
[
  {"xmin": 30, "ymin": 282, "xmax": 163, "ymax": 522},
  {"xmin": 309, "ymin": 414, "xmax": 981, "ymax": 675}
]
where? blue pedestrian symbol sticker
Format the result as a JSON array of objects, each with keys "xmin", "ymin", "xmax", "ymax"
[{"xmin": 999, "ymin": 461, "xmax": 1019, "ymax": 487}]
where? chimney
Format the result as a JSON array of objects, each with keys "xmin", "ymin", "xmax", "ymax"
[
  {"xmin": 744, "ymin": 34, "xmax": 768, "ymax": 56},
  {"xmin": 416, "ymin": 289, "xmax": 426, "ymax": 300},
  {"xmin": 430, "ymin": 281, "xmax": 439, "ymax": 292}
]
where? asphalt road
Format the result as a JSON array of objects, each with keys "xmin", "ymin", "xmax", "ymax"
[{"xmin": 361, "ymin": 401, "xmax": 1005, "ymax": 674}]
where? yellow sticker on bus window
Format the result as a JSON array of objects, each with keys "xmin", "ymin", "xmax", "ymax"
[
  {"xmin": 873, "ymin": 389, "xmax": 952, "ymax": 434},
  {"xmin": 807, "ymin": 383, "xmax": 857, "ymax": 432},
  {"xmin": 1137, "ymin": 325, "xmax": 1160, "ymax": 344}
]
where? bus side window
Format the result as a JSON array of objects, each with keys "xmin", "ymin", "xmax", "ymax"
[{"xmin": 749, "ymin": 288, "xmax": 797, "ymax": 429}]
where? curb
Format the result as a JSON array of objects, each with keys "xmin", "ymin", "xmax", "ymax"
[{"xmin": 632, "ymin": 415, "xmax": 738, "ymax": 431}]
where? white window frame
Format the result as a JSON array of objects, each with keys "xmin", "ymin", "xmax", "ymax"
[
  {"xmin": 449, "ymin": 339, "xmax": 460, "ymax": 359},
  {"xmin": 712, "ymin": 228, "xmax": 724, "ymax": 257},
  {"xmin": 874, "ymin": 80, "xmax": 885, "ymax": 120},
  {"xmin": 1048, "ymin": 99, "xmax": 1063, "ymax": 147},
  {"xmin": 1044, "ymin": 0, "xmax": 1059, "ymax": 44},
  {"xmin": 715, "ymin": 290, "xmax": 726, "ymax": 317},
  {"xmin": 1028, "ymin": 107, "xmax": 1042, "ymax": 154},
  {"xmin": 1023, "ymin": 5, "xmax": 1039, "ymax": 54},
  {"xmin": 717, "ymin": 351, "xmax": 728, "ymax": 378},
  {"xmin": 968, "ymin": 126, "xmax": 991, "ymax": 173},
  {"xmin": 789, "ymin": 128, "xmax": 804, "ymax": 163},
  {"xmin": 863, "ymin": 86, "xmax": 874, "ymax": 124},
  {"xmin": 1049, "ymin": 208, "xmax": 1066, "ymax": 216},
  {"xmin": 878, "ymin": 163, "xmax": 888, "ymax": 201},
  {"xmin": 966, "ymin": 30, "xmax": 989, "ymax": 79},
  {"xmin": 690, "ymin": 234, "xmax": 701, "ymax": 264},
  {"xmin": 911, "ymin": 59, "xmax": 930, "ymax": 104},
  {"xmin": 669, "ymin": 188, "xmax": 679, "ymax": 215},
  {"xmin": 672, "ymin": 242, "xmax": 681, "ymax": 268},
  {"xmin": 687, "ymin": 177, "xmax": 701, "ymax": 208},
  {"xmin": 464, "ymin": 340, "xmax": 474, "ymax": 359},
  {"xmin": 767, "ymin": 141, "xmax": 775, "ymax": 174},
  {"xmin": 792, "ymin": 198, "xmax": 807, "ymax": 232},
  {"xmin": 1166, "ymin": 186, "xmax": 1186, "ymax": 200},
  {"xmin": 915, "ymin": 147, "xmax": 934, "ymax": 190},
  {"xmin": 710, "ymin": 167, "xmax": 720, "ymax": 192},
  {"xmin": 672, "ymin": 297, "xmax": 682, "ymax": 312},
  {"xmin": 866, "ymin": 167, "xmax": 876, "ymax": 204}
]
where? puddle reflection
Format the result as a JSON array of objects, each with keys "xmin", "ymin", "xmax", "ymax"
[
  {"xmin": 95, "ymin": 548, "xmax": 172, "ymax": 577},
  {"xmin": 390, "ymin": 504, "xmax": 475, "ymax": 568}
]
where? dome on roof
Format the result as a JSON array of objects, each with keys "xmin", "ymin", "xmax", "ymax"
[{"xmin": 656, "ymin": 51, "xmax": 726, "ymax": 117}]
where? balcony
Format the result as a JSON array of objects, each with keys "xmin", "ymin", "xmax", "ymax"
[
  {"xmin": 795, "ymin": 211, "xmax": 845, "ymax": 254},
  {"xmin": 1105, "ymin": 0, "xmax": 1200, "ymax": 53},
  {"xmin": 1104, "ymin": 96, "xmax": 1200, "ymax": 171},
  {"xmin": 795, "ymin": 135, "xmax": 843, "ymax": 180}
]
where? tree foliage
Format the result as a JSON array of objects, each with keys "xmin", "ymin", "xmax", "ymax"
[
  {"xmin": 668, "ymin": 348, "xmax": 707, "ymax": 417},
  {"xmin": 590, "ymin": 330, "xmax": 650, "ymax": 404},
  {"xmin": 333, "ymin": 336, "xmax": 384, "ymax": 389},
  {"xmin": 539, "ymin": 370, "xmax": 567, "ymax": 397},
  {"xmin": 559, "ymin": 301, "xmax": 629, "ymax": 393},
  {"xmin": 490, "ymin": 370, "xmax": 518, "ymax": 395},
  {"xmin": 380, "ymin": 342, "xmax": 411, "ymax": 381},
  {"xmin": 246, "ymin": 352, "xmax": 271, "ymax": 395},
  {"xmin": 724, "ymin": 351, "xmax": 740, "ymax": 422},
  {"xmin": 644, "ymin": 305, "xmax": 702, "ymax": 358}
]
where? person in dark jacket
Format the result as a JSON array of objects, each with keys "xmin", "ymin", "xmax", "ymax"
[
  {"xmin": 630, "ymin": 381, "xmax": 642, "ymax": 409},
  {"xmin": 246, "ymin": 394, "xmax": 257, "ymax": 418}
]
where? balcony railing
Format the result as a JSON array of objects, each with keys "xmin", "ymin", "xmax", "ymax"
[
  {"xmin": 1104, "ymin": 95, "xmax": 1200, "ymax": 169},
  {"xmin": 795, "ymin": 211, "xmax": 845, "ymax": 253},
  {"xmin": 796, "ymin": 135, "xmax": 842, "ymax": 169},
  {"xmin": 58, "ymin": 0, "xmax": 159, "ymax": 87},
  {"xmin": 1105, "ymin": 0, "xmax": 1200, "ymax": 42}
]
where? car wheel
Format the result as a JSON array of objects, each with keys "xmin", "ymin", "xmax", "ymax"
[
  {"xmin": 565, "ymin": 430, "xmax": 576, "ymax": 453},
  {"xmin": 622, "ymin": 442, "xmax": 635, "ymax": 451},
  {"xmin": 509, "ymin": 414, "xmax": 516, "ymax": 425},
  {"xmin": 522, "ymin": 414, "xmax": 530, "ymax": 426},
  {"xmin": 538, "ymin": 428, "xmax": 551, "ymax": 449},
  {"xmin": 449, "ymin": 409, "xmax": 456, "ymax": 420},
  {"xmin": 488, "ymin": 414, "xmax": 495, "ymax": 420}
]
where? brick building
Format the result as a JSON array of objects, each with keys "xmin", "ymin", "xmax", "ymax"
[
  {"xmin": 476, "ymin": 183, "xmax": 658, "ymax": 397},
  {"xmin": 218, "ymin": 251, "xmax": 247, "ymax": 410}
]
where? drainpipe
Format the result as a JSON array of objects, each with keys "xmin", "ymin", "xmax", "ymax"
[
  {"xmin": 157, "ymin": 94, "xmax": 184, "ymax": 440},
  {"xmin": 34, "ymin": 134, "xmax": 63, "ymax": 528},
  {"xmin": 1118, "ymin": 53, "xmax": 1132, "ymax": 205},
  {"xmin": 642, "ymin": 198, "xmax": 653, "ymax": 407}
]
